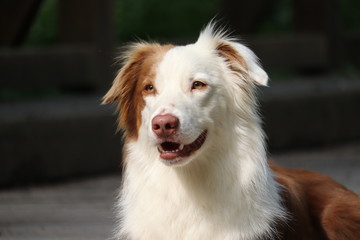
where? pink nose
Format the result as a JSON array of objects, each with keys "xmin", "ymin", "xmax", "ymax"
[{"xmin": 152, "ymin": 114, "xmax": 179, "ymax": 138}]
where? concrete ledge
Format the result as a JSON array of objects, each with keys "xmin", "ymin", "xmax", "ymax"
[
  {"xmin": 261, "ymin": 76, "xmax": 360, "ymax": 149},
  {"xmin": 0, "ymin": 95, "xmax": 122, "ymax": 187},
  {"xmin": 1, "ymin": 77, "xmax": 360, "ymax": 186}
]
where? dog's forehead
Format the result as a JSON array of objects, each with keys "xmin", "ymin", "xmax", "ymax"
[
  {"xmin": 163, "ymin": 44, "xmax": 208, "ymax": 69},
  {"xmin": 155, "ymin": 44, "xmax": 215, "ymax": 84}
]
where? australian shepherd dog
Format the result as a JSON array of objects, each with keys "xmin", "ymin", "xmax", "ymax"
[{"xmin": 103, "ymin": 24, "xmax": 360, "ymax": 240}]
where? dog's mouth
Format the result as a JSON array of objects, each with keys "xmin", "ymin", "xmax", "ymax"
[{"xmin": 157, "ymin": 130, "xmax": 207, "ymax": 162}]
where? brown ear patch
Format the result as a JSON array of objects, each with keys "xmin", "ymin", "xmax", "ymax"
[
  {"xmin": 216, "ymin": 42, "xmax": 248, "ymax": 77},
  {"xmin": 103, "ymin": 43, "xmax": 173, "ymax": 139}
]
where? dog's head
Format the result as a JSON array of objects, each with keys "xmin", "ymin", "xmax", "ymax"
[{"xmin": 103, "ymin": 24, "xmax": 268, "ymax": 167}]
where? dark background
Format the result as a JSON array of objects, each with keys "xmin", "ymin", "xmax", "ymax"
[{"xmin": 0, "ymin": 0, "xmax": 359, "ymax": 187}]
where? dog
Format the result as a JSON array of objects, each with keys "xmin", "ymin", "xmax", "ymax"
[{"xmin": 103, "ymin": 24, "xmax": 360, "ymax": 240}]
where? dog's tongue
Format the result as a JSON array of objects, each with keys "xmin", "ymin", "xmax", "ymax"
[{"xmin": 160, "ymin": 151, "xmax": 182, "ymax": 160}]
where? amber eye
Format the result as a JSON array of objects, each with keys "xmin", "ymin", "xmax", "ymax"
[
  {"xmin": 144, "ymin": 84, "xmax": 155, "ymax": 93},
  {"xmin": 192, "ymin": 81, "xmax": 207, "ymax": 90}
]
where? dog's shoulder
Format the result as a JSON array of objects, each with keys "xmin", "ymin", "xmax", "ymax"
[{"xmin": 269, "ymin": 162, "xmax": 360, "ymax": 240}]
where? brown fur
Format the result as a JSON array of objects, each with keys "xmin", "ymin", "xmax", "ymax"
[
  {"xmin": 270, "ymin": 162, "xmax": 360, "ymax": 240},
  {"xmin": 216, "ymin": 42, "xmax": 248, "ymax": 72},
  {"xmin": 216, "ymin": 42, "xmax": 254, "ymax": 97},
  {"xmin": 103, "ymin": 43, "xmax": 173, "ymax": 139}
]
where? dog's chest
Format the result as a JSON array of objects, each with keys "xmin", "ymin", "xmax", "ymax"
[
  {"xmin": 122, "ymin": 191, "xmax": 240, "ymax": 240},
  {"xmin": 120, "ymin": 172, "xmax": 266, "ymax": 240},
  {"xmin": 121, "ymin": 175, "xmax": 217, "ymax": 239}
]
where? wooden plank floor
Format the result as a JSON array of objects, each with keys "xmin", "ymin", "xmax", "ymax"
[{"xmin": 0, "ymin": 142, "xmax": 359, "ymax": 239}]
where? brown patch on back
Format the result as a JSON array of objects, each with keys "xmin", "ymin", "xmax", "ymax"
[
  {"xmin": 103, "ymin": 43, "xmax": 174, "ymax": 139},
  {"xmin": 270, "ymin": 162, "xmax": 360, "ymax": 240}
]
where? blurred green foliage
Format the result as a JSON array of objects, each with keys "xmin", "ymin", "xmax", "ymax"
[
  {"xmin": 115, "ymin": 0, "xmax": 219, "ymax": 42},
  {"xmin": 258, "ymin": 0, "xmax": 293, "ymax": 35},
  {"xmin": 26, "ymin": 0, "xmax": 58, "ymax": 46},
  {"xmin": 341, "ymin": 0, "xmax": 360, "ymax": 30},
  {"xmin": 25, "ymin": 0, "xmax": 360, "ymax": 46}
]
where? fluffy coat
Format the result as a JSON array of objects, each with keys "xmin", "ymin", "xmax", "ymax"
[{"xmin": 103, "ymin": 24, "xmax": 360, "ymax": 240}]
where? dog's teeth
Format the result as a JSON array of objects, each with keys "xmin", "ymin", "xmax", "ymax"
[
  {"xmin": 179, "ymin": 144, "xmax": 184, "ymax": 150},
  {"xmin": 158, "ymin": 145, "xmax": 164, "ymax": 152}
]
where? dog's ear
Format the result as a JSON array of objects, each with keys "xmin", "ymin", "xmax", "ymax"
[
  {"xmin": 216, "ymin": 41, "xmax": 268, "ymax": 86},
  {"xmin": 102, "ymin": 43, "xmax": 149, "ymax": 105},
  {"xmin": 102, "ymin": 43, "xmax": 173, "ymax": 137},
  {"xmin": 102, "ymin": 74, "xmax": 121, "ymax": 105},
  {"xmin": 102, "ymin": 43, "xmax": 156, "ymax": 137},
  {"xmin": 197, "ymin": 24, "xmax": 268, "ymax": 86},
  {"xmin": 102, "ymin": 43, "xmax": 173, "ymax": 105}
]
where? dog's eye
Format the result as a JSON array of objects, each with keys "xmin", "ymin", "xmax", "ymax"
[
  {"xmin": 192, "ymin": 81, "xmax": 207, "ymax": 90},
  {"xmin": 144, "ymin": 84, "xmax": 155, "ymax": 93}
]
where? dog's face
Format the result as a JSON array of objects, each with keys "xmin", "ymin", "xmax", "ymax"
[{"xmin": 103, "ymin": 26, "xmax": 268, "ymax": 167}]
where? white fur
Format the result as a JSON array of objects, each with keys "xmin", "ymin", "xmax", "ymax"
[{"xmin": 114, "ymin": 24, "xmax": 286, "ymax": 240}]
